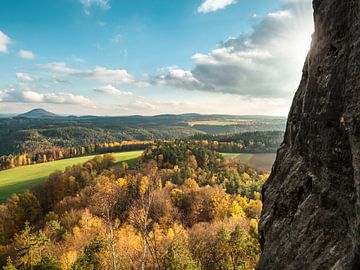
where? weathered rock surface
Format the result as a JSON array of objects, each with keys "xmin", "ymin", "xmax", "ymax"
[{"xmin": 257, "ymin": 0, "xmax": 360, "ymax": 269}]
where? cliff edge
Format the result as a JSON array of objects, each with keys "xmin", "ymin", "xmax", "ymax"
[{"xmin": 258, "ymin": 0, "xmax": 360, "ymax": 269}]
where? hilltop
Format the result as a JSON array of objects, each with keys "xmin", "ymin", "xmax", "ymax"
[{"xmin": 15, "ymin": 108, "xmax": 59, "ymax": 119}]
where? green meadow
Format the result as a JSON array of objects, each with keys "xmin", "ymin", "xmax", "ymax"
[
  {"xmin": 0, "ymin": 151, "xmax": 143, "ymax": 202},
  {"xmin": 0, "ymin": 151, "xmax": 276, "ymax": 202}
]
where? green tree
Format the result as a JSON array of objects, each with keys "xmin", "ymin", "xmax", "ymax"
[
  {"xmin": 71, "ymin": 237, "xmax": 106, "ymax": 270},
  {"xmin": 228, "ymin": 225, "xmax": 247, "ymax": 270},
  {"xmin": 17, "ymin": 191, "xmax": 42, "ymax": 224},
  {"xmin": 15, "ymin": 223, "xmax": 49, "ymax": 269},
  {"xmin": 216, "ymin": 226, "xmax": 231, "ymax": 269},
  {"xmin": 164, "ymin": 240, "xmax": 201, "ymax": 270},
  {"xmin": 34, "ymin": 256, "xmax": 60, "ymax": 270}
]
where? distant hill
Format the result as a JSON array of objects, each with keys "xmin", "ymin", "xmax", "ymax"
[
  {"xmin": 0, "ymin": 112, "xmax": 287, "ymax": 156},
  {"xmin": 15, "ymin": 108, "xmax": 59, "ymax": 119}
]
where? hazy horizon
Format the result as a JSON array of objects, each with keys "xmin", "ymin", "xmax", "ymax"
[{"xmin": 1, "ymin": 107, "xmax": 287, "ymax": 118}]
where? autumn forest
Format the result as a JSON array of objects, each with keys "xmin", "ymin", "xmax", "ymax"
[{"xmin": 0, "ymin": 140, "xmax": 265, "ymax": 269}]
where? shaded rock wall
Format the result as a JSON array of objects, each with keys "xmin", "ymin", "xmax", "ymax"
[{"xmin": 258, "ymin": 0, "xmax": 360, "ymax": 269}]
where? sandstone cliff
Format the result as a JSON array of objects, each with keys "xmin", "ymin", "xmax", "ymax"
[{"xmin": 258, "ymin": 0, "xmax": 360, "ymax": 269}]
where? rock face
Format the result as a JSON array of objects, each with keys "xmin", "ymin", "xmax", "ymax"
[{"xmin": 258, "ymin": 1, "xmax": 360, "ymax": 269}]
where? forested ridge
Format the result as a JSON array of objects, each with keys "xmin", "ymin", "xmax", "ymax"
[
  {"xmin": 0, "ymin": 131, "xmax": 282, "ymax": 171},
  {"xmin": 189, "ymin": 131, "xmax": 284, "ymax": 153},
  {"xmin": 0, "ymin": 141, "xmax": 265, "ymax": 269},
  {"xmin": 0, "ymin": 115, "xmax": 285, "ymax": 156}
]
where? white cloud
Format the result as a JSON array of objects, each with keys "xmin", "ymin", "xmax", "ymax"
[
  {"xmin": 157, "ymin": 67, "xmax": 205, "ymax": 91},
  {"xmin": 133, "ymin": 81, "xmax": 150, "ymax": 88},
  {"xmin": 159, "ymin": 0, "xmax": 313, "ymax": 98},
  {"xmin": 80, "ymin": 0, "xmax": 110, "ymax": 15},
  {"xmin": 0, "ymin": 89, "xmax": 94, "ymax": 106},
  {"xmin": 198, "ymin": 0, "xmax": 236, "ymax": 13},
  {"xmin": 37, "ymin": 62, "xmax": 78, "ymax": 74},
  {"xmin": 43, "ymin": 93, "xmax": 94, "ymax": 106},
  {"xmin": 129, "ymin": 99, "xmax": 158, "ymax": 110},
  {"xmin": 18, "ymin": 49, "xmax": 36, "ymax": 59},
  {"xmin": 268, "ymin": 10, "xmax": 292, "ymax": 19},
  {"xmin": 38, "ymin": 62, "xmax": 135, "ymax": 84},
  {"xmin": 94, "ymin": 84, "xmax": 133, "ymax": 95},
  {"xmin": 53, "ymin": 77, "xmax": 70, "ymax": 84},
  {"xmin": 21, "ymin": 91, "xmax": 44, "ymax": 103},
  {"xmin": 192, "ymin": 47, "xmax": 272, "ymax": 65},
  {"xmin": 16, "ymin": 73, "xmax": 35, "ymax": 82},
  {"xmin": 0, "ymin": 31, "xmax": 11, "ymax": 53},
  {"xmin": 88, "ymin": 66, "xmax": 134, "ymax": 84}
]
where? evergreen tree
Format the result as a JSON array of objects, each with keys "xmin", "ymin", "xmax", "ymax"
[{"xmin": 164, "ymin": 240, "xmax": 201, "ymax": 270}]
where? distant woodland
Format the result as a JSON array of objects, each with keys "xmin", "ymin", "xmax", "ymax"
[
  {"xmin": 0, "ymin": 130, "xmax": 283, "ymax": 171},
  {"xmin": 0, "ymin": 115, "xmax": 285, "ymax": 156}
]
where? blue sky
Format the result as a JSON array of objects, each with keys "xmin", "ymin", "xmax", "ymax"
[{"xmin": 0, "ymin": 0, "xmax": 313, "ymax": 116}]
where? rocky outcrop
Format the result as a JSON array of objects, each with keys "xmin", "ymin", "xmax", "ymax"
[{"xmin": 257, "ymin": 1, "xmax": 360, "ymax": 269}]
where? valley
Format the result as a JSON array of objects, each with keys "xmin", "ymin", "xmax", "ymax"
[
  {"xmin": 0, "ymin": 0, "xmax": 335, "ymax": 268},
  {"xmin": 0, "ymin": 110, "xmax": 281, "ymax": 268}
]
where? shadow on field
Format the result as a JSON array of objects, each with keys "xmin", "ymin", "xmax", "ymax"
[
  {"xmin": 113, "ymin": 157, "xmax": 139, "ymax": 168},
  {"xmin": 0, "ymin": 157, "xmax": 140, "ymax": 202},
  {"xmin": 0, "ymin": 176, "xmax": 47, "ymax": 202}
]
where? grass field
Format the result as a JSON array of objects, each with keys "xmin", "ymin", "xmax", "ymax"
[
  {"xmin": 0, "ymin": 150, "xmax": 276, "ymax": 202},
  {"xmin": 0, "ymin": 151, "xmax": 143, "ymax": 202},
  {"xmin": 222, "ymin": 153, "xmax": 276, "ymax": 172},
  {"xmin": 188, "ymin": 120, "xmax": 252, "ymax": 126}
]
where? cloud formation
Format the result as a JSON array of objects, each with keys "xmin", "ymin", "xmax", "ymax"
[
  {"xmin": 198, "ymin": 0, "xmax": 236, "ymax": 13},
  {"xmin": 0, "ymin": 31, "xmax": 11, "ymax": 53},
  {"xmin": 160, "ymin": 0, "xmax": 313, "ymax": 98},
  {"xmin": 18, "ymin": 49, "xmax": 35, "ymax": 59},
  {"xmin": 157, "ymin": 67, "xmax": 205, "ymax": 91},
  {"xmin": 0, "ymin": 89, "xmax": 94, "ymax": 106},
  {"xmin": 128, "ymin": 99, "xmax": 158, "ymax": 110},
  {"xmin": 38, "ymin": 62, "xmax": 134, "ymax": 84},
  {"xmin": 94, "ymin": 85, "xmax": 133, "ymax": 95},
  {"xmin": 80, "ymin": 0, "xmax": 110, "ymax": 15},
  {"xmin": 16, "ymin": 73, "xmax": 35, "ymax": 81}
]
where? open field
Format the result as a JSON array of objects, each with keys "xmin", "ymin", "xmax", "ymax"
[
  {"xmin": 0, "ymin": 150, "xmax": 276, "ymax": 202},
  {"xmin": 222, "ymin": 153, "xmax": 276, "ymax": 172},
  {"xmin": 0, "ymin": 151, "xmax": 143, "ymax": 202},
  {"xmin": 188, "ymin": 120, "xmax": 251, "ymax": 126}
]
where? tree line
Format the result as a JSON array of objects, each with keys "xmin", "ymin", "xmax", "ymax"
[
  {"xmin": 0, "ymin": 141, "xmax": 266, "ymax": 269},
  {"xmin": 190, "ymin": 131, "xmax": 284, "ymax": 153},
  {"xmin": 0, "ymin": 131, "xmax": 283, "ymax": 172},
  {"xmin": 0, "ymin": 141, "xmax": 152, "ymax": 171}
]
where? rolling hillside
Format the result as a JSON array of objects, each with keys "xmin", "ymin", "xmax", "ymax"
[{"xmin": 0, "ymin": 110, "xmax": 286, "ymax": 156}]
